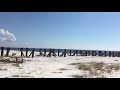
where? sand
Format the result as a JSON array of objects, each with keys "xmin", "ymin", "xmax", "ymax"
[{"xmin": 0, "ymin": 50, "xmax": 120, "ymax": 78}]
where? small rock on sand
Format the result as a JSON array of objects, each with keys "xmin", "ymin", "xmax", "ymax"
[{"xmin": 114, "ymin": 60, "xmax": 118, "ymax": 61}]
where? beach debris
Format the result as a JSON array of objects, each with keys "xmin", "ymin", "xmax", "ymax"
[
  {"xmin": 0, "ymin": 57, "xmax": 24, "ymax": 63},
  {"xmin": 12, "ymin": 53, "xmax": 16, "ymax": 56}
]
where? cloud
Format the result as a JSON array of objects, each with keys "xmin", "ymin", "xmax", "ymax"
[{"xmin": 0, "ymin": 29, "xmax": 16, "ymax": 43}]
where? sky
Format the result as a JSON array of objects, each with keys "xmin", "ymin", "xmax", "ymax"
[{"xmin": 0, "ymin": 12, "xmax": 120, "ymax": 50}]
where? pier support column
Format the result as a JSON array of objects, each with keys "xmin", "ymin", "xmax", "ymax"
[
  {"xmin": 118, "ymin": 52, "xmax": 120, "ymax": 57},
  {"xmin": 104, "ymin": 51, "xmax": 107, "ymax": 57},
  {"xmin": 6, "ymin": 47, "xmax": 10, "ymax": 56},
  {"xmin": 1, "ymin": 47, "xmax": 4, "ymax": 56},
  {"xmin": 44, "ymin": 49, "xmax": 46, "ymax": 56},
  {"xmin": 32, "ymin": 49, "xmax": 35, "ymax": 58},
  {"xmin": 85, "ymin": 51, "xmax": 87, "ymax": 56},
  {"xmin": 70, "ymin": 50, "xmax": 72, "ymax": 56},
  {"xmin": 20, "ymin": 48, "xmax": 24, "ymax": 57},
  {"xmin": 58, "ymin": 49, "xmax": 60, "ymax": 56},
  {"xmin": 92, "ymin": 51, "xmax": 95, "ymax": 56},
  {"xmin": 47, "ymin": 49, "xmax": 51, "ymax": 57},
  {"xmin": 108, "ymin": 51, "xmax": 111, "ymax": 57},
  {"xmin": 53, "ymin": 49, "xmax": 57, "ymax": 57},
  {"xmin": 64, "ymin": 49, "xmax": 66, "ymax": 57},
  {"xmin": 98, "ymin": 51, "xmax": 102, "ymax": 56},
  {"xmin": 26, "ymin": 48, "xmax": 28, "ymax": 57},
  {"xmin": 76, "ymin": 50, "xmax": 78, "ymax": 56}
]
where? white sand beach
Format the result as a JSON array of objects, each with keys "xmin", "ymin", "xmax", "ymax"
[{"xmin": 0, "ymin": 50, "xmax": 120, "ymax": 78}]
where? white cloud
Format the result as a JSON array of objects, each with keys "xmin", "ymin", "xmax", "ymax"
[
  {"xmin": 0, "ymin": 29, "xmax": 16, "ymax": 43},
  {"xmin": 0, "ymin": 29, "xmax": 16, "ymax": 47}
]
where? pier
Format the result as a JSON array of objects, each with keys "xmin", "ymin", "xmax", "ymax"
[{"xmin": 0, "ymin": 47, "xmax": 120, "ymax": 58}]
